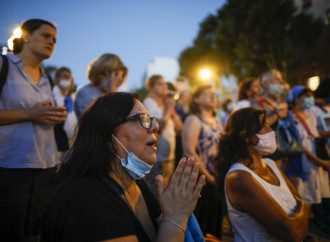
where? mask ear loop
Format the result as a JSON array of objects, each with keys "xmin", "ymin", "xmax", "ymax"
[{"xmin": 112, "ymin": 135, "xmax": 129, "ymax": 160}]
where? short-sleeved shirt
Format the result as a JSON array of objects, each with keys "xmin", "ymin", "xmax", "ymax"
[
  {"xmin": 74, "ymin": 84, "xmax": 102, "ymax": 118},
  {"xmin": 41, "ymin": 177, "xmax": 161, "ymax": 242},
  {"xmin": 0, "ymin": 54, "xmax": 57, "ymax": 168}
]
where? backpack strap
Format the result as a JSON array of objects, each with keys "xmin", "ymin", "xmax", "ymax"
[{"xmin": 0, "ymin": 55, "xmax": 9, "ymax": 96}]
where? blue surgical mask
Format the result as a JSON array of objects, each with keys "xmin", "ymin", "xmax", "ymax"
[
  {"xmin": 268, "ymin": 84, "xmax": 284, "ymax": 98},
  {"xmin": 112, "ymin": 135, "xmax": 153, "ymax": 180},
  {"xmin": 302, "ymin": 96, "xmax": 315, "ymax": 109}
]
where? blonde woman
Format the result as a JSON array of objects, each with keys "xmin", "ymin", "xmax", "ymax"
[{"xmin": 74, "ymin": 53, "xmax": 127, "ymax": 117}]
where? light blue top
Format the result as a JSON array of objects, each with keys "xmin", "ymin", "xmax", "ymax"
[
  {"xmin": 74, "ymin": 84, "xmax": 102, "ymax": 118},
  {"xmin": 0, "ymin": 54, "xmax": 57, "ymax": 168}
]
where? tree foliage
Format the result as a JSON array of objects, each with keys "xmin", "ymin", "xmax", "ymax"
[{"xmin": 179, "ymin": 0, "xmax": 323, "ymax": 84}]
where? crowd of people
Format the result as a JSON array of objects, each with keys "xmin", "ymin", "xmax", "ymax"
[{"xmin": 0, "ymin": 18, "xmax": 330, "ymax": 242}]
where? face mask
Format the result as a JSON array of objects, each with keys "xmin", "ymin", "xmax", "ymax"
[
  {"xmin": 301, "ymin": 96, "xmax": 315, "ymax": 109},
  {"xmin": 102, "ymin": 79, "xmax": 111, "ymax": 93},
  {"xmin": 112, "ymin": 135, "xmax": 153, "ymax": 180},
  {"xmin": 59, "ymin": 79, "xmax": 71, "ymax": 89},
  {"xmin": 268, "ymin": 84, "xmax": 284, "ymax": 98},
  {"xmin": 227, "ymin": 103, "xmax": 234, "ymax": 112},
  {"xmin": 252, "ymin": 131, "xmax": 276, "ymax": 155}
]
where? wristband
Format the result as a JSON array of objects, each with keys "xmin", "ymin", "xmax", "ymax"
[{"xmin": 162, "ymin": 218, "xmax": 185, "ymax": 234}]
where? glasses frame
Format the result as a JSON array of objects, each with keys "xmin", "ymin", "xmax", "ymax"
[{"xmin": 117, "ymin": 113, "xmax": 157, "ymax": 130}]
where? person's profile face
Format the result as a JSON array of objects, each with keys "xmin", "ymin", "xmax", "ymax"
[
  {"xmin": 114, "ymin": 100, "xmax": 159, "ymax": 166},
  {"xmin": 25, "ymin": 24, "xmax": 57, "ymax": 59}
]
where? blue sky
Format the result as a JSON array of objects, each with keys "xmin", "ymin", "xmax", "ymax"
[{"xmin": 1, "ymin": 0, "xmax": 226, "ymax": 91}]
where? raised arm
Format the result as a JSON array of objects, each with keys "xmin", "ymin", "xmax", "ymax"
[{"xmin": 226, "ymin": 170, "xmax": 310, "ymax": 242}]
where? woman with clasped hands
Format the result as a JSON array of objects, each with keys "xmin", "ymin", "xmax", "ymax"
[
  {"xmin": 0, "ymin": 19, "xmax": 66, "ymax": 241},
  {"xmin": 41, "ymin": 92, "xmax": 205, "ymax": 242}
]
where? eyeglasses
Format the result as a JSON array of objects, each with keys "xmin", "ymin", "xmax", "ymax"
[{"xmin": 118, "ymin": 113, "xmax": 157, "ymax": 129}]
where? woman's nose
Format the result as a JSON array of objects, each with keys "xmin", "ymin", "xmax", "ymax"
[{"xmin": 149, "ymin": 119, "xmax": 159, "ymax": 133}]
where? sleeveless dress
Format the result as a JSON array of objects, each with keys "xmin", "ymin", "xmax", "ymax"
[
  {"xmin": 193, "ymin": 115, "xmax": 223, "ymax": 238},
  {"xmin": 225, "ymin": 158, "xmax": 297, "ymax": 242}
]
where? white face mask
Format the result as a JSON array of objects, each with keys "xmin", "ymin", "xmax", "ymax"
[
  {"xmin": 268, "ymin": 84, "xmax": 284, "ymax": 98},
  {"xmin": 59, "ymin": 79, "xmax": 71, "ymax": 89},
  {"xmin": 252, "ymin": 131, "xmax": 276, "ymax": 155},
  {"xmin": 101, "ymin": 79, "xmax": 110, "ymax": 93},
  {"xmin": 112, "ymin": 135, "xmax": 153, "ymax": 180}
]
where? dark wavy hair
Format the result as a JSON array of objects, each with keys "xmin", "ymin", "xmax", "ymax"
[
  {"xmin": 237, "ymin": 77, "xmax": 257, "ymax": 101},
  {"xmin": 46, "ymin": 92, "xmax": 137, "ymax": 208},
  {"xmin": 13, "ymin": 19, "xmax": 56, "ymax": 54},
  {"xmin": 215, "ymin": 107, "xmax": 266, "ymax": 199},
  {"xmin": 189, "ymin": 85, "xmax": 215, "ymax": 116}
]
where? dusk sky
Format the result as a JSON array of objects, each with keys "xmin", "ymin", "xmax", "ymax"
[{"xmin": 1, "ymin": 0, "xmax": 226, "ymax": 91}]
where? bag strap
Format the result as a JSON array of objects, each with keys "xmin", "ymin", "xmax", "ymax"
[
  {"xmin": 0, "ymin": 55, "xmax": 9, "ymax": 96},
  {"xmin": 292, "ymin": 110, "xmax": 315, "ymax": 137}
]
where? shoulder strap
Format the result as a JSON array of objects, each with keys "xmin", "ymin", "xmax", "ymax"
[
  {"xmin": 292, "ymin": 110, "xmax": 315, "ymax": 137},
  {"xmin": 0, "ymin": 55, "xmax": 9, "ymax": 96}
]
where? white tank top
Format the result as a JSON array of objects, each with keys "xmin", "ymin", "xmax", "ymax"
[{"xmin": 225, "ymin": 158, "xmax": 297, "ymax": 242}]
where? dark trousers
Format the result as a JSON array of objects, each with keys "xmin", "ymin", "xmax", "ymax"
[{"xmin": 0, "ymin": 167, "xmax": 56, "ymax": 242}]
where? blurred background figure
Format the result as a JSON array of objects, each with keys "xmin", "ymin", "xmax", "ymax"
[
  {"xmin": 220, "ymin": 98, "xmax": 234, "ymax": 125},
  {"xmin": 259, "ymin": 69, "xmax": 289, "ymax": 128},
  {"xmin": 175, "ymin": 90, "xmax": 191, "ymax": 122},
  {"xmin": 182, "ymin": 85, "xmax": 224, "ymax": 238},
  {"xmin": 235, "ymin": 77, "xmax": 262, "ymax": 111},
  {"xmin": 174, "ymin": 89, "xmax": 192, "ymax": 167},
  {"xmin": 216, "ymin": 107, "xmax": 310, "ymax": 241},
  {"xmin": 74, "ymin": 53, "xmax": 127, "ymax": 118},
  {"xmin": 143, "ymin": 75, "xmax": 182, "ymax": 195},
  {"xmin": 53, "ymin": 66, "xmax": 77, "ymax": 142},
  {"xmin": 287, "ymin": 85, "xmax": 330, "ymax": 235},
  {"xmin": 0, "ymin": 19, "xmax": 66, "ymax": 241},
  {"xmin": 307, "ymin": 78, "xmax": 330, "ymax": 144}
]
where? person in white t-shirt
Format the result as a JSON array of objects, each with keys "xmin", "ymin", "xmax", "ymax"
[
  {"xmin": 143, "ymin": 75, "xmax": 182, "ymax": 195},
  {"xmin": 53, "ymin": 67, "xmax": 77, "ymax": 141}
]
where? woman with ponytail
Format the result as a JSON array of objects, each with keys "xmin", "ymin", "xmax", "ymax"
[
  {"xmin": 0, "ymin": 19, "xmax": 67, "ymax": 241},
  {"xmin": 215, "ymin": 107, "xmax": 310, "ymax": 241}
]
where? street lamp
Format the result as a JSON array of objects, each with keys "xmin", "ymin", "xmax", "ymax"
[
  {"xmin": 200, "ymin": 68, "xmax": 211, "ymax": 80},
  {"xmin": 307, "ymin": 76, "xmax": 320, "ymax": 91}
]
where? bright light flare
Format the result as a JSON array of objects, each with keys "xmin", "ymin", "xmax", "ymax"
[
  {"xmin": 200, "ymin": 68, "xmax": 211, "ymax": 80},
  {"xmin": 13, "ymin": 27, "xmax": 22, "ymax": 38},
  {"xmin": 308, "ymin": 76, "xmax": 320, "ymax": 91},
  {"xmin": 7, "ymin": 36, "xmax": 15, "ymax": 51},
  {"xmin": 7, "ymin": 27, "xmax": 22, "ymax": 51}
]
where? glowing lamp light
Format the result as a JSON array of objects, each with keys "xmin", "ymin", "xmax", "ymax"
[
  {"xmin": 307, "ymin": 76, "xmax": 320, "ymax": 91},
  {"xmin": 200, "ymin": 69, "xmax": 211, "ymax": 80},
  {"xmin": 7, "ymin": 36, "xmax": 15, "ymax": 51},
  {"xmin": 13, "ymin": 27, "xmax": 22, "ymax": 38},
  {"xmin": 7, "ymin": 27, "xmax": 22, "ymax": 51}
]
